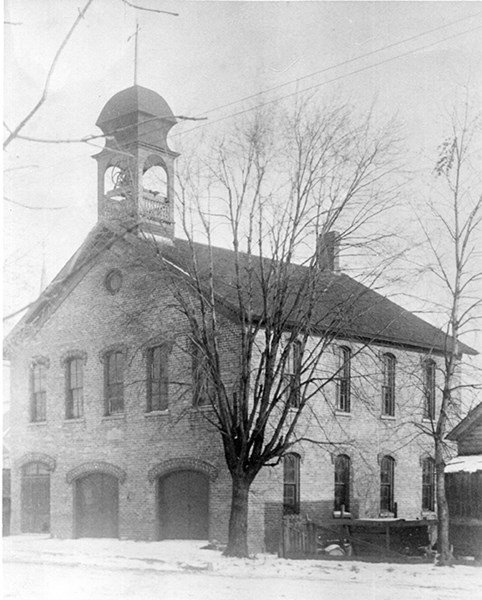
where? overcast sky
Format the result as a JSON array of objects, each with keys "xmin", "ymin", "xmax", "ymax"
[{"xmin": 3, "ymin": 1, "xmax": 482, "ymax": 363}]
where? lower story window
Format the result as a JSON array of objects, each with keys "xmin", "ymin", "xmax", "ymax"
[
  {"xmin": 422, "ymin": 457, "xmax": 435, "ymax": 511},
  {"xmin": 380, "ymin": 455, "xmax": 395, "ymax": 513},
  {"xmin": 334, "ymin": 454, "xmax": 350, "ymax": 512},
  {"xmin": 283, "ymin": 453, "xmax": 300, "ymax": 515}
]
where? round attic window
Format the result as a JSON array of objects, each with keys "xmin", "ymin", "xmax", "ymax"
[{"xmin": 105, "ymin": 269, "xmax": 123, "ymax": 294}]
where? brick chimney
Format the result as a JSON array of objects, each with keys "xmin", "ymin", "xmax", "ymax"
[{"xmin": 316, "ymin": 231, "xmax": 340, "ymax": 271}]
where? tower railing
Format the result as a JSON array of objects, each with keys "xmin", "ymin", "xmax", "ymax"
[{"xmin": 140, "ymin": 190, "xmax": 171, "ymax": 224}]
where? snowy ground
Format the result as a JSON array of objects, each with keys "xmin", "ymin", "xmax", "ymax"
[{"xmin": 3, "ymin": 535, "xmax": 481, "ymax": 600}]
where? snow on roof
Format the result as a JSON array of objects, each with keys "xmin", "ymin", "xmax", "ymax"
[{"xmin": 445, "ymin": 455, "xmax": 482, "ymax": 473}]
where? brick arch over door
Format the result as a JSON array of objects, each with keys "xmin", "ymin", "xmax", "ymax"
[
  {"xmin": 15, "ymin": 452, "xmax": 56, "ymax": 472},
  {"xmin": 148, "ymin": 458, "xmax": 218, "ymax": 483},
  {"xmin": 66, "ymin": 461, "xmax": 126, "ymax": 484}
]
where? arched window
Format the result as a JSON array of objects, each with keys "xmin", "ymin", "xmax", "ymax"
[
  {"xmin": 423, "ymin": 359, "xmax": 436, "ymax": 420},
  {"xmin": 380, "ymin": 455, "xmax": 395, "ymax": 513},
  {"xmin": 283, "ymin": 453, "xmax": 300, "ymax": 515},
  {"xmin": 66, "ymin": 357, "xmax": 84, "ymax": 419},
  {"xmin": 334, "ymin": 454, "xmax": 350, "ymax": 513},
  {"xmin": 337, "ymin": 346, "xmax": 351, "ymax": 412},
  {"xmin": 30, "ymin": 360, "xmax": 48, "ymax": 422},
  {"xmin": 147, "ymin": 345, "xmax": 170, "ymax": 412},
  {"xmin": 382, "ymin": 353, "xmax": 396, "ymax": 416},
  {"xmin": 103, "ymin": 349, "xmax": 125, "ymax": 415},
  {"xmin": 422, "ymin": 457, "xmax": 436, "ymax": 511}
]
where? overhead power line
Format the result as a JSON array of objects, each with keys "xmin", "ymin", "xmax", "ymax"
[
  {"xmin": 194, "ymin": 11, "xmax": 482, "ymax": 120},
  {"xmin": 176, "ymin": 23, "xmax": 482, "ymax": 138}
]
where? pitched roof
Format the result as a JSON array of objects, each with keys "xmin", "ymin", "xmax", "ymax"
[
  {"xmin": 447, "ymin": 402, "xmax": 482, "ymax": 441},
  {"xmin": 5, "ymin": 224, "xmax": 477, "ymax": 357},
  {"xmin": 163, "ymin": 238, "xmax": 477, "ymax": 355}
]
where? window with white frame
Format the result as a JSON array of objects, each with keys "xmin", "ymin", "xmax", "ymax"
[
  {"xmin": 334, "ymin": 454, "xmax": 351, "ymax": 513},
  {"xmin": 422, "ymin": 457, "xmax": 435, "ymax": 512},
  {"xmin": 147, "ymin": 345, "xmax": 170, "ymax": 411},
  {"xmin": 284, "ymin": 340, "xmax": 301, "ymax": 409},
  {"xmin": 423, "ymin": 359, "xmax": 436, "ymax": 420},
  {"xmin": 104, "ymin": 349, "xmax": 124, "ymax": 415},
  {"xmin": 283, "ymin": 453, "xmax": 300, "ymax": 514},
  {"xmin": 66, "ymin": 357, "xmax": 84, "ymax": 419},
  {"xmin": 336, "ymin": 346, "xmax": 351, "ymax": 412},
  {"xmin": 31, "ymin": 361, "xmax": 47, "ymax": 422},
  {"xmin": 380, "ymin": 455, "xmax": 395, "ymax": 513},
  {"xmin": 382, "ymin": 353, "xmax": 396, "ymax": 416}
]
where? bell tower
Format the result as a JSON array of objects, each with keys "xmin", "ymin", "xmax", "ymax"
[{"xmin": 94, "ymin": 85, "xmax": 178, "ymax": 239}]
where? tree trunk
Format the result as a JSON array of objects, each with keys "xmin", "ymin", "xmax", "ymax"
[
  {"xmin": 224, "ymin": 474, "xmax": 251, "ymax": 557},
  {"xmin": 435, "ymin": 436, "xmax": 452, "ymax": 565}
]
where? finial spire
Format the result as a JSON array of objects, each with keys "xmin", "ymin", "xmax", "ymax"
[{"xmin": 134, "ymin": 20, "xmax": 139, "ymax": 85}]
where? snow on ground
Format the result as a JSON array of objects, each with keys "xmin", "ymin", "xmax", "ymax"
[{"xmin": 3, "ymin": 535, "xmax": 482, "ymax": 600}]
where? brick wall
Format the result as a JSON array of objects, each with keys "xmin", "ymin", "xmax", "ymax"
[{"xmin": 8, "ymin": 237, "xmax": 447, "ymax": 552}]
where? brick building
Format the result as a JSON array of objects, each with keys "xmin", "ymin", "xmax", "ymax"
[{"xmin": 5, "ymin": 85, "xmax": 476, "ymax": 552}]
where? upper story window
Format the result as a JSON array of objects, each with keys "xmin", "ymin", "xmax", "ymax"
[
  {"xmin": 284, "ymin": 340, "xmax": 301, "ymax": 409},
  {"xmin": 422, "ymin": 457, "xmax": 436, "ymax": 512},
  {"xmin": 336, "ymin": 346, "xmax": 351, "ymax": 412},
  {"xmin": 147, "ymin": 345, "xmax": 170, "ymax": 412},
  {"xmin": 283, "ymin": 453, "xmax": 300, "ymax": 515},
  {"xmin": 423, "ymin": 359, "xmax": 436, "ymax": 420},
  {"xmin": 334, "ymin": 454, "xmax": 351, "ymax": 513},
  {"xmin": 66, "ymin": 357, "xmax": 84, "ymax": 419},
  {"xmin": 380, "ymin": 455, "xmax": 395, "ymax": 514},
  {"xmin": 104, "ymin": 350, "xmax": 125, "ymax": 415},
  {"xmin": 30, "ymin": 360, "xmax": 48, "ymax": 422},
  {"xmin": 192, "ymin": 341, "xmax": 213, "ymax": 407},
  {"xmin": 382, "ymin": 353, "xmax": 396, "ymax": 416}
]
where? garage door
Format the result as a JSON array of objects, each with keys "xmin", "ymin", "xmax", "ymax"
[
  {"xmin": 75, "ymin": 473, "xmax": 119, "ymax": 538},
  {"xmin": 158, "ymin": 470, "xmax": 209, "ymax": 539}
]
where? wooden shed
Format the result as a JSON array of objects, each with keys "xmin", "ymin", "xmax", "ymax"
[{"xmin": 445, "ymin": 403, "xmax": 482, "ymax": 559}]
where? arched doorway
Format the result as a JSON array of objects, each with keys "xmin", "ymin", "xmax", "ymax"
[
  {"xmin": 158, "ymin": 470, "xmax": 209, "ymax": 539},
  {"xmin": 21, "ymin": 462, "xmax": 50, "ymax": 533},
  {"xmin": 75, "ymin": 473, "xmax": 119, "ymax": 538}
]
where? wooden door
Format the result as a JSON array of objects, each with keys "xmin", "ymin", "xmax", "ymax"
[
  {"xmin": 21, "ymin": 463, "xmax": 50, "ymax": 533},
  {"xmin": 75, "ymin": 473, "xmax": 119, "ymax": 538},
  {"xmin": 159, "ymin": 470, "xmax": 209, "ymax": 539}
]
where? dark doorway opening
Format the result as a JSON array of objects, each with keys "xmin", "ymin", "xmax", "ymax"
[
  {"xmin": 158, "ymin": 470, "xmax": 209, "ymax": 539},
  {"xmin": 75, "ymin": 472, "xmax": 119, "ymax": 538},
  {"xmin": 21, "ymin": 463, "xmax": 50, "ymax": 533}
]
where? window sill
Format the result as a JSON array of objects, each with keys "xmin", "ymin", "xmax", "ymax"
[
  {"xmin": 102, "ymin": 413, "xmax": 125, "ymax": 421},
  {"xmin": 145, "ymin": 410, "xmax": 169, "ymax": 417},
  {"xmin": 421, "ymin": 511, "xmax": 437, "ymax": 519},
  {"xmin": 63, "ymin": 417, "xmax": 85, "ymax": 424},
  {"xmin": 378, "ymin": 512, "xmax": 395, "ymax": 518},
  {"xmin": 335, "ymin": 410, "xmax": 351, "ymax": 417},
  {"xmin": 380, "ymin": 415, "xmax": 396, "ymax": 421},
  {"xmin": 28, "ymin": 420, "xmax": 47, "ymax": 426}
]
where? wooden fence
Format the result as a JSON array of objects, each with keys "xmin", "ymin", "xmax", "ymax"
[{"xmin": 280, "ymin": 515, "xmax": 434, "ymax": 559}]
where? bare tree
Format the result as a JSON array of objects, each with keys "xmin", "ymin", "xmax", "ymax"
[
  {"xmin": 154, "ymin": 99, "xmax": 404, "ymax": 556},
  {"xmin": 411, "ymin": 105, "xmax": 482, "ymax": 565}
]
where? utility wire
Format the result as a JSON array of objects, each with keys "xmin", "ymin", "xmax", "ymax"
[
  {"xmin": 194, "ymin": 11, "xmax": 482, "ymax": 120},
  {"xmin": 176, "ymin": 23, "xmax": 482, "ymax": 138},
  {"xmin": 5, "ymin": 15, "xmax": 482, "ymax": 196}
]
